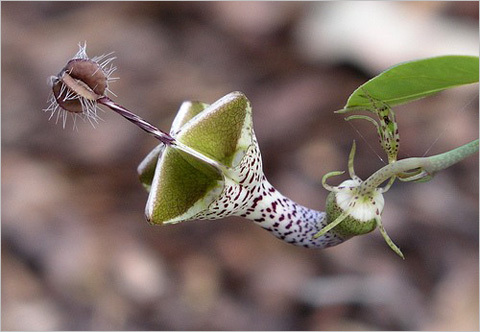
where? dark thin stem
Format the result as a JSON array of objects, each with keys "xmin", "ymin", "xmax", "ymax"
[{"xmin": 97, "ymin": 96, "xmax": 175, "ymax": 145}]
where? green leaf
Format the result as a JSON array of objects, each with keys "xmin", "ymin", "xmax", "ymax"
[{"xmin": 340, "ymin": 55, "xmax": 479, "ymax": 112}]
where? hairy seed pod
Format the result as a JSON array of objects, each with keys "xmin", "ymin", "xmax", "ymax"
[
  {"xmin": 65, "ymin": 59, "xmax": 108, "ymax": 96},
  {"xmin": 45, "ymin": 43, "xmax": 117, "ymax": 127},
  {"xmin": 52, "ymin": 59, "xmax": 106, "ymax": 114}
]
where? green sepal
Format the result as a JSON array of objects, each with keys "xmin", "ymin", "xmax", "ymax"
[
  {"xmin": 170, "ymin": 101, "xmax": 210, "ymax": 135},
  {"xmin": 137, "ymin": 101, "xmax": 211, "ymax": 190},
  {"xmin": 137, "ymin": 144, "xmax": 165, "ymax": 191},
  {"xmin": 140, "ymin": 91, "xmax": 255, "ymax": 224},
  {"xmin": 145, "ymin": 146, "xmax": 223, "ymax": 224},
  {"xmin": 176, "ymin": 91, "xmax": 252, "ymax": 167}
]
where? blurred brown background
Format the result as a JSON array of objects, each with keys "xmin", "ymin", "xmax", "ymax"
[{"xmin": 2, "ymin": 2, "xmax": 478, "ymax": 330}]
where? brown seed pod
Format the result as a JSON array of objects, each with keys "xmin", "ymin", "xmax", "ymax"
[
  {"xmin": 45, "ymin": 43, "xmax": 117, "ymax": 127},
  {"xmin": 52, "ymin": 59, "xmax": 106, "ymax": 114},
  {"xmin": 64, "ymin": 58, "xmax": 108, "ymax": 96}
]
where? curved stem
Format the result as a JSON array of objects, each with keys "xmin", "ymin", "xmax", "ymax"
[{"xmin": 360, "ymin": 139, "xmax": 479, "ymax": 193}]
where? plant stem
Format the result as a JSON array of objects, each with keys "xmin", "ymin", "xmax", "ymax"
[{"xmin": 360, "ymin": 139, "xmax": 479, "ymax": 192}]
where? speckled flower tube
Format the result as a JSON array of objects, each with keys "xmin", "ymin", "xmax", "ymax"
[{"xmin": 137, "ymin": 92, "xmax": 347, "ymax": 249}]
